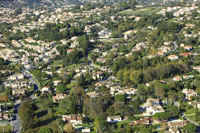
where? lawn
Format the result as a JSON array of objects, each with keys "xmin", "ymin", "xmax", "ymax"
[
  {"xmin": 186, "ymin": 115, "xmax": 195, "ymax": 121},
  {"xmin": 0, "ymin": 125, "xmax": 12, "ymax": 133},
  {"xmin": 119, "ymin": 8, "xmax": 162, "ymax": 16},
  {"xmin": 185, "ymin": 107, "xmax": 195, "ymax": 115},
  {"xmin": 51, "ymin": 60, "xmax": 63, "ymax": 66},
  {"xmin": 0, "ymin": 93, "xmax": 6, "ymax": 98}
]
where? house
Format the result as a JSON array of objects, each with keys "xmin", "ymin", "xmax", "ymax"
[
  {"xmin": 188, "ymin": 101, "xmax": 200, "ymax": 109},
  {"xmin": 12, "ymin": 89, "xmax": 26, "ymax": 96},
  {"xmin": 86, "ymin": 91, "xmax": 99, "ymax": 98},
  {"xmin": 66, "ymin": 49, "xmax": 74, "ymax": 54},
  {"xmin": 24, "ymin": 64, "xmax": 34, "ymax": 70},
  {"xmin": 53, "ymin": 80, "xmax": 62, "ymax": 86},
  {"xmin": 130, "ymin": 117, "xmax": 152, "ymax": 125},
  {"xmin": 168, "ymin": 55, "xmax": 179, "ymax": 60},
  {"xmin": 98, "ymin": 29, "xmax": 111, "ymax": 39},
  {"xmin": 118, "ymin": 88, "xmax": 137, "ymax": 95},
  {"xmin": 182, "ymin": 75, "xmax": 194, "ymax": 80},
  {"xmin": 184, "ymin": 46, "xmax": 193, "ymax": 51},
  {"xmin": 179, "ymin": 53, "xmax": 192, "ymax": 57},
  {"xmin": 142, "ymin": 98, "xmax": 164, "ymax": 116},
  {"xmin": 53, "ymin": 93, "xmax": 67, "ymax": 102},
  {"xmin": 8, "ymin": 73, "xmax": 24, "ymax": 80},
  {"xmin": 182, "ymin": 89, "xmax": 198, "ymax": 100},
  {"xmin": 173, "ymin": 76, "xmax": 182, "ymax": 81},
  {"xmin": 70, "ymin": 41, "xmax": 79, "ymax": 48},
  {"xmin": 62, "ymin": 114, "xmax": 82, "ymax": 126},
  {"xmin": 110, "ymin": 86, "xmax": 122, "ymax": 96},
  {"xmin": 96, "ymin": 58, "xmax": 107, "ymax": 63},
  {"xmin": 82, "ymin": 128, "xmax": 90, "ymax": 133},
  {"xmin": 193, "ymin": 66, "xmax": 200, "ymax": 72},
  {"xmin": 3, "ymin": 113, "xmax": 9, "ymax": 120},
  {"xmin": 41, "ymin": 86, "xmax": 51, "ymax": 93},
  {"xmin": 107, "ymin": 115, "xmax": 122, "ymax": 123},
  {"xmin": 143, "ymin": 105, "xmax": 165, "ymax": 116},
  {"xmin": 157, "ymin": 51, "xmax": 166, "ymax": 56},
  {"xmin": 168, "ymin": 120, "xmax": 187, "ymax": 133},
  {"xmin": 164, "ymin": 42, "xmax": 172, "ymax": 46},
  {"xmin": 144, "ymin": 98, "xmax": 160, "ymax": 106},
  {"xmin": 92, "ymin": 71, "xmax": 104, "ymax": 80},
  {"xmin": 12, "ymin": 40, "xmax": 21, "ymax": 47}
]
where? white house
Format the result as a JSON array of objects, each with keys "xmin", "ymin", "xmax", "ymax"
[
  {"xmin": 41, "ymin": 86, "xmax": 51, "ymax": 93},
  {"xmin": 107, "ymin": 115, "xmax": 122, "ymax": 123},
  {"xmin": 62, "ymin": 114, "xmax": 82, "ymax": 126},
  {"xmin": 142, "ymin": 98, "xmax": 164, "ymax": 116},
  {"xmin": 182, "ymin": 89, "xmax": 198, "ymax": 100}
]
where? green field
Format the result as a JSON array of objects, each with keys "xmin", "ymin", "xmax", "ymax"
[
  {"xmin": 0, "ymin": 125, "xmax": 12, "ymax": 133},
  {"xmin": 185, "ymin": 107, "xmax": 195, "ymax": 115},
  {"xmin": 186, "ymin": 115, "xmax": 195, "ymax": 121},
  {"xmin": 119, "ymin": 8, "xmax": 162, "ymax": 16}
]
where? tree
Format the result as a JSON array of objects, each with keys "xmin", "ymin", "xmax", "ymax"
[
  {"xmin": 59, "ymin": 93, "xmax": 78, "ymax": 114},
  {"xmin": 131, "ymin": 0, "xmax": 137, "ymax": 10},
  {"xmin": 39, "ymin": 127, "xmax": 52, "ymax": 133},
  {"xmin": 195, "ymin": 106, "xmax": 199, "ymax": 122},
  {"xmin": 167, "ymin": 105, "xmax": 179, "ymax": 118},
  {"xmin": 153, "ymin": 112, "xmax": 170, "ymax": 120},
  {"xmin": 140, "ymin": 127, "xmax": 152, "ymax": 133},
  {"xmin": 113, "ymin": 101, "xmax": 126, "ymax": 115},
  {"xmin": 83, "ymin": 98, "xmax": 106, "ymax": 119},
  {"xmin": 167, "ymin": 90, "xmax": 177, "ymax": 101},
  {"xmin": 165, "ymin": 12, "xmax": 174, "ymax": 19},
  {"xmin": 183, "ymin": 123, "xmax": 197, "ymax": 133},
  {"xmin": 64, "ymin": 123, "xmax": 75, "ymax": 133},
  {"xmin": 154, "ymin": 85, "xmax": 166, "ymax": 98},
  {"xmin": 114, "ymin": 94, "xmax": 126, "ymax": 102},
  {"xmin": 18, "ymin": 101, "xmax": 35, "ymax": 131},
  {"xmin": 94, "ymin": 116, "xmax": 108, "ymax": 133},
  {"xmin": 56, "ymin": 84, "xmax": 67, "ymax": 93}
]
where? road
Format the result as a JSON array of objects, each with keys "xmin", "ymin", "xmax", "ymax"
[
  {"xmin": 12, "ymin": 70, "xmax": 39, "ymax": 133},
  {"xmin": 168, "ymin": 41, "xmax": 178, "ymax": 53},
  {"xmin": 182, "ymin": 113, "xmax": 199, "ymax": 126}
]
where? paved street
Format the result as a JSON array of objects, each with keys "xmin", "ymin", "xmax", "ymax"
[{"xmin": 12, "ymin": 70, "xmax": 39, "ymax": 133}]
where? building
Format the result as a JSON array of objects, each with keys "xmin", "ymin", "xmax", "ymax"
[
  {"xmin": 168, "ymin": 55, "xmax": 179, "ymax": 60},
  {"xmin": 62, "ymin": 114, "xmax": 82, "ymax": 126},
  {"xmin": 142, "ymin": 98, "xmax": 164, "ymax": 116},
  {"xmin": 173, "ymin": 76, "xmax": 182, "ymax": 81},
  {"xmin": 118, "ymin": 88, "xmax": 137, "ymax": 95},
  {"xmin": 168, "ymin": 120, "xmax": 187, "ymax": 133},
  {"xmin": 53, "ymin": 93, "xmax": 67, "ymax": 102},
  {"xmin": 193, "ymin": 66, "xmax": 200, "ymax": 72},
  {"xmin": 86, "ymin": 91, "xmax": 99, "ymax": 98},
  {"xmin": 130, "ymin": 117, "xmax": 152, "ymax": 125},
  {"xmin": 107, "ymin": 115, "xmax": 122, "ymax": 123},
  {"xmin": 182, "ymin": 89, "xmax": 198, "ymax": 100},
  {"xmin": 12, "ymin": 89, "xmax": 26, "ymax": 96},
  {"xmin": 182, "ymin": 75, "xmax": 194, "ymax": 80},
  {"xmin": 41, "ymin": 86, "xmax": 51, "ymax": 93}
]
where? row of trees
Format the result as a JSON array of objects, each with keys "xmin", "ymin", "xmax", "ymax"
[
  {"xmin": 116, "ymin": 63, "xmax": 190, "ymax": 85},
  {"xmin": 30, "ymin": 23, "xmax": 84, "ymax": 42}
]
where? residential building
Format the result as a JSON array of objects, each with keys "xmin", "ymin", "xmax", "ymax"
[
  {"xmin": 182, "ymin": 89, "xmax": 198, "ymax": 100},
  {"xmin": 62, "ymin": 114, "xmax": 82, "ymax": 126},
  {"xmin": 53, "ymin": 93, "xmax": 67, "ymax": 102},
  {"xmin": 107, "ymin": 115, "xmax": 122, "ymax": 123}
]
